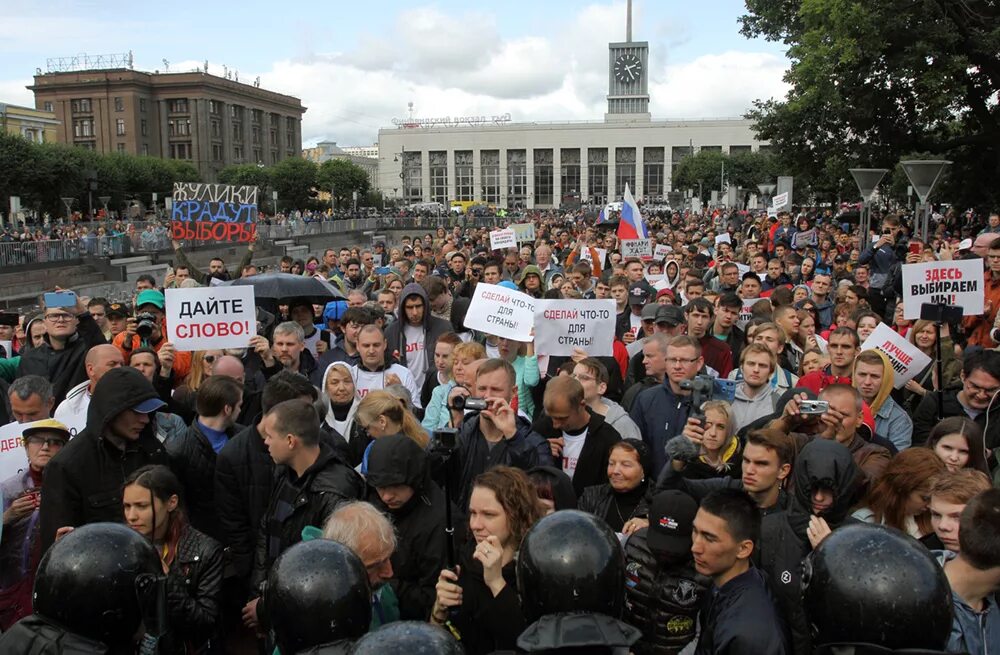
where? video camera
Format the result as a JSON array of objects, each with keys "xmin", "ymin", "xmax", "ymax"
[
  {"xmin": 448, "ymin": 395, "xmax": 488, "ymax": 412},
  {"xmin": 679, "ymin": 374, "xmax": 736, "ymax": 420}
]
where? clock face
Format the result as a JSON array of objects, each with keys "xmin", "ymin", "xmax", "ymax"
[{"xmin": 614, "ymin": 53, "xmax": 642, "ymax": 84}]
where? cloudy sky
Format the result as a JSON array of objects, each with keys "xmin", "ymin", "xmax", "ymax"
[{"xmin": 2, "ymin": 0, "xmax": 790, "ymax": 147}]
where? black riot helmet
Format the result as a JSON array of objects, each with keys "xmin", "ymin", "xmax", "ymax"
[
  {"xmin": 33, "ymin": 522, "xmax": 163, "ymax": 648},
  {"xmin": 517, "ymin": 509, "xmax": 626, "ymax": 623},
  {"xmin": 262, "ymin": 539, "xmax": 372, "ymax": 654},
  {"xmin": 802, "ymin": 523, "xmax": 952, "ymax": 651},
  {"xmin": 350, "ymin": 621, "xmax": 463, "ymax": 654}
]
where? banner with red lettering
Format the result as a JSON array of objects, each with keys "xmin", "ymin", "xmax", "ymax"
[
  {"xmin": 165, "ymin": 286, "xmax": 257, "ymax": 351},
  {"xmin": 171, "ymin": 183, "xmax": 258, "ymax": 243},
  {"xmin": 464, "ymin": 283, "xmax": 536, "ymax": 341},
  {"xmin": 0, "ymin": 421, "xmax": 28, "ymax": 481},
  {"xmin": 534, "ymin": 299, "xmax": 615, "ymax": 357},
  {"xmin": 860, "ymin": 323, "xmax": 932, "ymax": 388},
  {"xmin": 901, "ymin": 259, "xmax": 983, "ymax": 320}
]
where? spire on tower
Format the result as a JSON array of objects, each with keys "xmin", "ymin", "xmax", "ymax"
[{"xmin": 626, "ymin": 0, "xmax": 633, "ymax": 42}]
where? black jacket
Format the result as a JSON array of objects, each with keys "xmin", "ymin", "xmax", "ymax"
[
  {"xmin": 251, "ymin": 443, "xmax": 364, "ymax": 590},
  {"xmin": 578, "ymin": 482, "xmax": 650, "ymax": 530},
  {"xmin": 449, "ymin": 553, "xmax": 525, "ymax": 655},
  {"xmin": 164, "ymin": 526, "xmax": 224, "ymax": 655},
  {"xmin": 0, "ymin": 614, "xmax": 110, "ymax": 654},
  {"xmin": 623, "ymin": 528, "xmax": 709, "ymax": 655},
  {"xmin": 694, "ymin": 567, "xmax": 788, "ymax": 655},
  {"xmin": 261, "ymin": 348, "xmax": 318, "ymax": 383},
  {"xmin": 365, "ymin": 435, "xmax": 450, "ymax": 620},
  {"xmin": 167, "ymin": 420, "xmax": 241, "ymax": 541},
  {"xmin": 757, "ymin": 440, "xmax": 861, "ymax": 655},
  {"xmin": 654, "ymin": 467, "xmax": 789, "ymax": 517},
  {"xmin": 213, "ymin": 420, "xmax": 275, "ymax": 585},
  {"xmin": 39, "ymin": 367, "xmax": 169, "ymax": 553},
  {"xmin": 912, "ymin": 385, "xmax": 1000, "ymax": 448},
  {"xmin": 434, "ymin": 413, "xmax": 552, "ymax": 512},
  {"xmin": 17, "ymin": 312, "xmax": 107, "ymax": 405},
  {"xmin": 532, "ymin": 408, "xmax": 622, "ymax": 497}
]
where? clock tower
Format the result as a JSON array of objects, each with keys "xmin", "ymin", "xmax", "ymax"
[{"xmin": 606, "ymin": 0, "xmax": 650, "ymax": 121}]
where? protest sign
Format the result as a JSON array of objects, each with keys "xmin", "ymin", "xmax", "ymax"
[
  {"xmin": 171, "ymin": 183, "xmax": 258, "ymax": 243},
  {"xmin": 714, "ymin": 233, "xmax": 732, "ymax": 245},
  {"xmin": 772, "ymin": 192, "xmax": 789, "ymax": 209},
  {"xmin": 737, "ymin": 298, "xmax": 766, "ymax": 329},
  {"xmin": 534, "ymin": 299, "xmax": 615, "ymax": 357},
  {"xmin": 580, "ymin": 247, "xmax": 608, "ymax": 266},
  {"xmin": 511, "ymin": 223, "xmax": 536, "ymax": 243},
  {"xmin": 490, "ymin": 228, "xmax": 517, "ymax": 251},
  {"xmin": 464, "ymin": 283, "xmax": 536, "ymax": 341},
  {"xmin": 0, "ymin": 421, "xmax": 28, "ymax": 482},
  {"xmin": 645, "ymin": 273, "xmax": 669, "ymax": 290},
  {"xmin": 861, "ymin": 323, "xmax": 933, "ymax": 388},
  {"xmin": 901, "ymin": 259, "xmax": 984, "ymax": 320},
  {"xmin": 621, "ymin": 239, "xmax": 653, "ymax": 259},
  {"xmin": 653, "ymin": 244, "xmax": 672, "ymax": 261},
  {"xmin": 792, "ymin": 228, "xmax": 817, "ymax": 247},
  {"xmin": 165, "ymin": 286, "xmax": 257, "ymax": 351},
  {"xmin": 0, "ymin": 340, "xmax": 11, "ymax": 358}
]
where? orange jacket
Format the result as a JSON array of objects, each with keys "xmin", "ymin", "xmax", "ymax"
[
  {"xmin": 963, "ymin": 271, "xmax": 1000, "ymax": 347},
  {"xmin": 112, "ymin": 330, "xmax": 192, "ymax": 383}
]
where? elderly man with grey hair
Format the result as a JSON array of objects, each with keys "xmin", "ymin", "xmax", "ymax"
[
  {"xmin": 252, "ymin": 321, "xmax": 319, "ymax": 382},
  {"xmin": 321, "ymin": 501, "xmax": 400, "ymax": 629}
]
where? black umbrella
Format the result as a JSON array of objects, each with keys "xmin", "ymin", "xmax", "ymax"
[{"xmin": 226, "ymin": 273, "xmax": 344, "ymax": 304}]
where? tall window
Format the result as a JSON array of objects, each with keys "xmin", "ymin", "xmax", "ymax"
[
  {"xmin": 141, "ymin": 119, "xmax": 148, "ymax": 136},
  {"xmin": 429, "ymin": 151, "xmax": 448, "ymax": 204},
  {"xmin": 481, "ymin": 150, "xmax": 500, "ymax": 204},
  {"xmin": 507, "ymin": 149, "xmax": 527, "ymax": 208},
  {"xmin": 643, "ymin": 147, "xmax": 665, "ymax": 200},
  {"xmin": 168, "ymin": 98, "xmax": 188, "ymax": 113},
  {"xmin": 455, "ymin": 151, "xmax": 474, "ymax": 201},
  {"xmin": 534, "ymin": 149, "xmax": 553, "ymax": 206},
  {"xmin": 114, "ymin": 97, "xmax": 124, "ymax": 112},
  {"xmin": 210, "ymin": 100, "xmax": 222, "ymax": 115},
  {"xmin": 211, "ymin": 120, "xmax": 221, "ymax": 138},
  {"xmin": 252, "ymin": 127, "xmax": 261, "ymax": 145},
  {"xmin": 588, "ymin": 148, "xmax": 608, "ymax": 204},
  {"xmin": 141, "ymin": 144, "xmax": 149, "ymax": 156},
  {"xmin": 139, "ymin": 98, "xmax": 147, "ymax": 112},
  {"xmin": 561, "ymin": 148, "xmax": 581, "ymax": 202},
  {"xmin": 117, "ymin": 143, "xmax": 126, "ymax": 152},
  {"xmin": 671, "ymin": 146, "xmax": 692, "ymax": 189},
  {"xmin": 403, "ymin": 151, "xmax": 422, "ymax": 203},
  {"xmin": 170, "ymin": 143, "xmax": 192, "ymax": 159},
  {"xmin": 212, "ymin": 144, "xmax": 224, "ymax": 161},
  {"xmin": 43, "ymin": 101, "xmax": 53, "ymax": 112},
  {"xmin": 116, "ymin": 119, "xmax": 126, "ymax": 136},
  {"xmin": 170, "ymin": 120, "xmax": 191, "ymax": 136},
  {"xmin": 71, "ymin": 98, "xmax": 92, "ymax": 113},
  {"xmin": 73, "ymin": 119, "xmax": 94, "ymax": 137},
  {"xmin": 615, "ymin": 147, "xmax": 636, "ymax": 198}
]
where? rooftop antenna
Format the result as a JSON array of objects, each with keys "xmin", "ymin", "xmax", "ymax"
[
  {"xmin": 407, "ymin": 101, "xmax": 414, "ymax": 118},
  {"xmin": 204, "ymin": 60, "xmax": 209, "ymax": 73},
  {"xmin": 626, "ymin": 0, "xmax": 632, "ymax": 42},
  {"xmin": 162, "ymin": 59, "xmax": 170, "ymax": 72},
  {"xmin": 235, "ymin": 70, "xmax": 239, "ymax": 83},
  {"xmin": 254, "ymin": 76, "xmax": 260, "ymax": 87}
]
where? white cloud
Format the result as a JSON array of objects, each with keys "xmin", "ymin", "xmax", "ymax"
[{"xmin": 0, "ymin": 79, "xmax": 34, "ymax": 107}]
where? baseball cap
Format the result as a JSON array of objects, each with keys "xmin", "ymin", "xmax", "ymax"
[
  {"xmin": 834, "ymin": 254, "xmax": 849, "ymax": 264},
  {"xmin": 628, "ymin": 282, "xmax": 653, "ymax": 305},
  {"xmin": 646, "ymin": 490, "xmax": 698, "ymax": 559},
  {"xmin": 656, "ymin": 288, "xmax": 675, "ymax": 301},
  {"xmin": 640, "ymin": 303, "xmax": 660, "ymax": 321},
  {"xmin": 132, "ymin": 397, "xmax": 166, "ymax": 414},
  {"xmin": 106, "ymin": 302, "xmax": 131, "ymax": 318},
  {"xmin": 323, "ymin": 300, "xmax": 349, "ymax": 322},
  {"xmin": 655, "ymin": 305, "xmax": 685, "ymax": 326},
  {"xmin": 135, "ymin": 289, "xmax": 165, "ymax": 310},
  {"xmin": 21, "ymin": 418, "xmax": 71, "ymax": 442}
]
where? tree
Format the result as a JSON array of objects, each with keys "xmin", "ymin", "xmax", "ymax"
[
  {"xmin": 218, "ymin": 163, "xmax": 271, "ymax": 190},
  {"xmin": 741, "ymin": 0, "xmax": 1000, "ymax": 210},
  {"xmin": 316, "ymin": 159, "xmax": 371, "ymax": 208},
  {"xmin": 672, "ymin": 150, "xmax": 728, "ymax": 202},
  {"xmin": 268, "ymin": 158, "xmax": 317, "ymax": 212}
]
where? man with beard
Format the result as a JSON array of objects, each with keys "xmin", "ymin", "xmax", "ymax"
[
  {"xmin": 254, "ymin": 321, "xmax": 318, "ymax": 382},
  {"xmin": 756, "ymin": 439, "xmax": 862, "ymax": 655}
]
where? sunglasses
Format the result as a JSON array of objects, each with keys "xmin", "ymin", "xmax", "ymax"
[{"xmin": 203, "ymin": 354, "xmax": 217, "ymax": 364}]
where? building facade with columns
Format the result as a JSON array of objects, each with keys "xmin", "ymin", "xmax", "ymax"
[
  {"xmin": 377, "ymin": 8, "xmax": 766, "ymax": 210},
  {"xmin": 29, "ymin": 67, "xmax": 304, "ymax": 180}
]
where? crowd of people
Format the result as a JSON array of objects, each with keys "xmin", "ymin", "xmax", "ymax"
[{"xmin": 0, "ymin": 203, "xmax": 999, "ymax": 654}]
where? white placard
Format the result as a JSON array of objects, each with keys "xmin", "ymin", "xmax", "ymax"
[
  {"xmin": 464, "ymin": 283, "xmax": 536, "ymax": 341},
  {"xmin": 534, "ymin": 299, "xmax": 615, "ymax": 357},
  {"xmin": 621, "ymin": 239, "xmax": 653, "ymax": 259},
  {"xmin": 714, "ymin": 233, "xmax": 732, "ymax": 245},
  {"xmin": 490, "ymin": 228, "xmax": 517, "ymax": 251},
  {"xmin": 860, "ymin": 323, "xmax": 933, "ymax": 388},
  {"xmin": 645, "ymin": 273, "xmax": 669, "ymax": 291},
  {"xmin": 653, "ymin": 244, "xmax": 672, "ymax": 261},
  {"xmin": 737, "ymin": 298, "xmax": 765, "ymax": 329},
  {"xmin": 0, "ymin": 421, "xmax": 28, "ymax": 482},
  {"xmin": 165, "ymin": 286, "xmax": 257, "ymax": 351},
  {"xmin": 901, "ymin": 259, "xmax": 984, "ymax": 320},
  {"xmin": 772, "ymin": 192, "xmax": 789, "ymax": 209},
  {"xmin": 0, "ymin": 340, "xmax": 11, "ymax": 358},
  {"xmin": 579, "ymin": 246, "xmax": 608, "ymax": 266},
  {"xmin": 511, "ymin": 223, "xmax": 536, "ymax": 243}
]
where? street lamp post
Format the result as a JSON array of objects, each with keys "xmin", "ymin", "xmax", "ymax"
[
  {"xmin": 756, "ymin": 183, "xmax": 776, "ymax": 211},
  {"xmin": 848, "ymin": 168, "xmax": 890, "ymax": 242},
  {"xmin": 900, "ymin": 160, "xmax": 951, "ymax": 241}
]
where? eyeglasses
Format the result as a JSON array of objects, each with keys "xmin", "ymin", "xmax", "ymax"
[
  {"xmin": 44, "ymin": 313, "xmax": 74, "ymax": 323},
  {"xmin": 965, "ymin": 378, "xmax": 1000, "ymax": 397},
  {"xmin": 24, "ymin": 436, "xmax": 67, "ymax": 448},
  {"xmin": 203, "ymin": 354, "xmax": 217, "ymax": 364},
  {"xmin": 666, "ymin": 357, "xmax": 700, "ymax": 366}
]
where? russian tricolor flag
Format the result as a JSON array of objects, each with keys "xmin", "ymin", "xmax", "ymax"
[
  {"xmin": 597, "ymin": 207, "xmax": 607, "ymax": 224},
  {"xmin": 617, "ymin": 183, "xmax": 648, "ymax": 240}
]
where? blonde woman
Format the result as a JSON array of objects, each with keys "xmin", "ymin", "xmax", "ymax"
[
  {"xmin": 319, "ymin": 362, "xmax": 366, "ymax": 467},
  {"xmin": 675, "ymin": 400, "xmax": 742, "ymax": 481},
  {"xmin": 422, "ymin": 339, "xmax": 485, "ymax": 431},
  {"xmin": 355, "ymin": 390, "xmax": 429, "ymax": 474},
  {"xmin": 171, "ymin": 349, "xmax": 224, "ymax": 421}
]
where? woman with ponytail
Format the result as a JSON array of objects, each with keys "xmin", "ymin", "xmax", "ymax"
[{"xmin": 123, "ymin": 465, "xmax": 224, "ymax": 654}]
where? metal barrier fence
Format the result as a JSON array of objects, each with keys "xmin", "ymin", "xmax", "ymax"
[{"xmin": 0, "ymin": 235, "xmax": 132, "ymax": 268}]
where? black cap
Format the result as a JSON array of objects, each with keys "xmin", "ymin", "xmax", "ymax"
[
  {"xmin": 106, "ymin": 302, "xmax": 131, "ymax": 318},
  {"xmin": 0, "ymin": 312, "xmax": 19, "ymax": 327},
  {"xmin": 655, "ymin": 304, "xmax": 685, "ymax": 326},
  {"xmin": 628, "ymin": 282, "xmax": 653, "ymax": 305},
  {"xmin": 646, "ymin": 491, "xmax": 698, "ymax": 559},
  {"xmin": 741, "ymin": 271, "xmax": 761, "ymax": 283},
  {"xmin": 834, "ymin": 254, "xmax": 849, "ymax": 264}
]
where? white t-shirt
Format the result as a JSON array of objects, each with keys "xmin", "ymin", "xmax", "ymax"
[
  {"xmin": 560, "ymin": 428, "xmax": 588, "ymax": 480},
  {"xmin": 629, "ymin": 312, "xmax": 643, "ymax": 334},
  {"xmin": 351, "ymin": 363, "xmax": 422, "ymax": 409},
  {"xmin": 403, "ymin": 323, "xmax": 427, "ymax": 390}
]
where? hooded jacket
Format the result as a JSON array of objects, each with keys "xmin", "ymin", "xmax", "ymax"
[
  {"xmin": 382, "ymin": 283, "xmax": 452, "ymax": 378},
  {"xmin": 858, "ymin": 349, "xmax": 913, "ymax": 450},
  {"xmin": 526, "ymin": 466, "xmax": 578, "ymax": 511},
  {"xmin": 532, "ymin": 407, "xmax": 622, "ymax": 497},
  {"xmin": 516, "ymin": 264, "xmax": 546, "ymax": 298},
  {"xmin": 731, "ymin": 382, "xmax": 778, "ymax": 433},
  {"xmin": 603, "ymin": 398, "xmax": 643, "ymax": 441},
  {"xmin": 38, "ymin": 367, "xmax": 169, "ymax": 553},
  {"xmin": 17, "ymin": 311, "xmax": 107, "ymax": 405},
  {"xmin": 365, "ymin": 435, "xmax": 449, "ymax": 620},
  {"xmin": 757, "ymin": 439, "xmax": 862, "ymax": 655}
]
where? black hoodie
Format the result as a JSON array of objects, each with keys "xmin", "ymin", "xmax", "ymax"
[
  {"xmin": 38, "ymin": 367, "xmax": 169, "ymax": 553},
  {"xmin": 757, "ymin": 439, "xmax": 861, "ymax": 655},
  {"xmin": 366, "ymin": 435, "xmax": 450, "ymax": 620}
]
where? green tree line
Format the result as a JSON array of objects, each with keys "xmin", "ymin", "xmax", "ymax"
[
  {"xmin": 219, "ymin": 158, "xmax": 374, "ymax": 212},
  {"xmin": 672, "ymin": 150, "xmax": 780, "ymax": 203}
]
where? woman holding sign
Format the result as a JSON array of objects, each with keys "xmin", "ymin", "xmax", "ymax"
[{"xmin": 900, "ymin": 319, "xmax": 961, "ymax": 414}]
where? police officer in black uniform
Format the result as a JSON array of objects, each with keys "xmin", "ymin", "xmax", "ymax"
[{"xmin": 350, "ymin": 621, "xmax": 464, "ymax": 654}]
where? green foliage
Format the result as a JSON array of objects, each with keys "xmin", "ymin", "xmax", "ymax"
[
  {"xmin": 268, "ymin": 158, "xmax": 318, "ymax": 212},
  {"xmin": 316, "ymin": 159, "xmax": 372, "ymax": 207},
  {"xmin": 672, "ymin": 150, "xmax": 780, "ymax": 201},
  {"xmin": 741, "ymin": 0, "xmax": 1000, "ymax": 210},
  {"xmin": 0, "ymin": 133, "xmax": 202, "ymax": 216}
]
